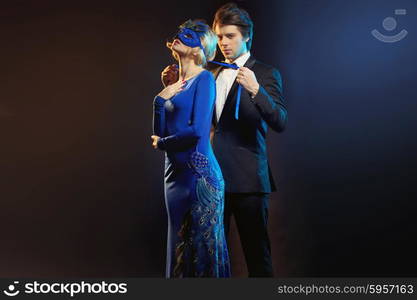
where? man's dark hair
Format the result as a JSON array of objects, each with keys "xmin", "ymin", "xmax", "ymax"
[{"xmin": 212, "ymin": 2, "xmax": 254, "ymax": 50}]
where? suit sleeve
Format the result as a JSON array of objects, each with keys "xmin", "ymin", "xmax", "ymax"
[
  {"xmin": 153, "ymin": 96, "xmax": 166, "ymax": 137},
  {"xmin": 250, "ymin": 68, "xmax": 287, "ymax": 132},
  {"xmin": 157, "ymin": 72, "xmax": 215, "ymax": 151}
]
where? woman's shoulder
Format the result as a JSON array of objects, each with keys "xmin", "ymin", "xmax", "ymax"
[
  {"xmin": 196, "ymin": 69, "xmax": 215, "ymax": 84},
  {"xmin": 198, "ymin": 69, "xmax": 215, "ymax": 80}
]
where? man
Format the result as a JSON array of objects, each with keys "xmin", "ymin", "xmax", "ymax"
[{"xmin": 161, "ymin": 3, "xmax": 287, "ymax": 277}]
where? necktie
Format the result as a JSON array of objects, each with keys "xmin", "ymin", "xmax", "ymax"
[{"xmin": 209, "ymin": 61, "xmax": 242, "ymax": 120}]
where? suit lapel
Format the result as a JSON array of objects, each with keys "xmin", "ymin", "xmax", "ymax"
[{"xmin": 243, "ymin": 55, "xmax": 256, "ymax": 69}]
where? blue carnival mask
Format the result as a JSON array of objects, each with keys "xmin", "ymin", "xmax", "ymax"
[
  {"xmin": 174, "ymin": 21, "xmax": 209, "ymax": 53},
  {"xmin": 176, "ymin": 28, "xmax": 204, "ymax": 50}
]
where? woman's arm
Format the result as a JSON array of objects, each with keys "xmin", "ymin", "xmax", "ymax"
[
  {"xmin": 152, "ymin": 80, "xmax": 185, "ymax": 139},
  {"xmin": 157, "ymin": 71, "xmax": 215, "ymax": 151}
]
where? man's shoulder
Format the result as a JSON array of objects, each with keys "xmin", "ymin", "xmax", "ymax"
[
  {"xmin": 251, "ymin": 58, "xmax": 280, "ymax": 73},
  {"xmin": 251, "ymin": 58, "xmax": 282, "ymax": 84}
]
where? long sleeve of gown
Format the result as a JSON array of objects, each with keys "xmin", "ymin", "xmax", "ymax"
[
  {"xmin": 157, "ymin": 72, "xmax": 215, "ymax": 152},
  {"xmin": 153, "ymin": 96, "xmax": 166, "ymax": 137}
]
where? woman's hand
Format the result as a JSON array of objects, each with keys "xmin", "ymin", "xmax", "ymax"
[
  {"xmin": 157, "ymin": 80, "xmax": 185, "ymax": 99},
  {"xmin": 151, "ymin": 135, "xmax": 160, "ymax": 149},
  {"xmin": 161, "ymin": 64, "xmax": 179, "ymax": 87}
]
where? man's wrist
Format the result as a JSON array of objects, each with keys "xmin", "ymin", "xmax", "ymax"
[{"xmin": 250, "ymin": 83, "xmax": 260, "ymax": 98}]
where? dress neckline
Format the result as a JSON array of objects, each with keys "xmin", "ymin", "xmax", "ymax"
[
  {"xmin": 170, "ymin": 70, "xmax": 206, "ymax": 100},
  {"xmin": 181, "ymin": 69, "xmax": 206, "ymax": 82}
]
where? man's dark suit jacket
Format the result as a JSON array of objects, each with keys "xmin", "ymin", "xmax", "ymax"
[{"xmin": 210, "ymin": 56, "xmax": 287, "ymax": 193}]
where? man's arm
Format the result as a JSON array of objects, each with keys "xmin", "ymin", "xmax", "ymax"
[{"xmin": 250, "ymin": 68, "xmax": 287, "ymax": 132}]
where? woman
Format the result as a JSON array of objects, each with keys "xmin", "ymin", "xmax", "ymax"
[{"xmin": 151, "ymin": 20, "xmax": 230, "ymax": 278}]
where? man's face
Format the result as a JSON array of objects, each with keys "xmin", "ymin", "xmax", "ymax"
[{"xmin": 214, "ymin": 24, "xmax": 248, "ymax": 61}]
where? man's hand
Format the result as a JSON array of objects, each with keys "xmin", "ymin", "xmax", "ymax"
[
  {"xmin": 210, "ymin": 126, "xmax": 215, "ymax": 143},
  {"xmin": 161, "ymin": 64, "xmax": 179, "ymax": 87},
  {"xmin": 157, "ymin": 80, "xmax": 185, "ymax": 99},
  {"xmin": 236, "ymin": 67, "xmax": 260, "ymax": 97},
  {"xmin": 151, "ymin": 135, "xmax": 160, "ymax": 149}
]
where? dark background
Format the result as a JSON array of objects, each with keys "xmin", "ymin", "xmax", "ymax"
[{"xmin": 1, "ymin": 0, "xmax": 416, "ymax": 277}]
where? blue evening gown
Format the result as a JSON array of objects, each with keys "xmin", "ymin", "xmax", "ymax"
[{"xmin": 153, "ymin": 70, "xmax": 230, "ymax": 278}]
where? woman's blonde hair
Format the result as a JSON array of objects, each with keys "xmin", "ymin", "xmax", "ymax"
[{"xmin": 166, "ymin": 19, "xmax": 217, "ymax": 67}]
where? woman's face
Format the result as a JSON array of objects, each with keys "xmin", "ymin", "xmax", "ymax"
[
  {"xmin": 171, "ymin": 27, "xmax": 202, "ymax": 59},
  {"xmin": 171, "ymin": 38, "xmax": 196, "ymax": 58}
]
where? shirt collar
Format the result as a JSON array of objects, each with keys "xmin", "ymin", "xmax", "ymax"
[{"xmin": 226, "ymin": 51, "xmax": 251, "ymax": 67}]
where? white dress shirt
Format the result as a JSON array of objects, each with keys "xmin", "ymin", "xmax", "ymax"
[{"xmin": 215, "ymin": 51, "xmax": 251, "ymax": 122}]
